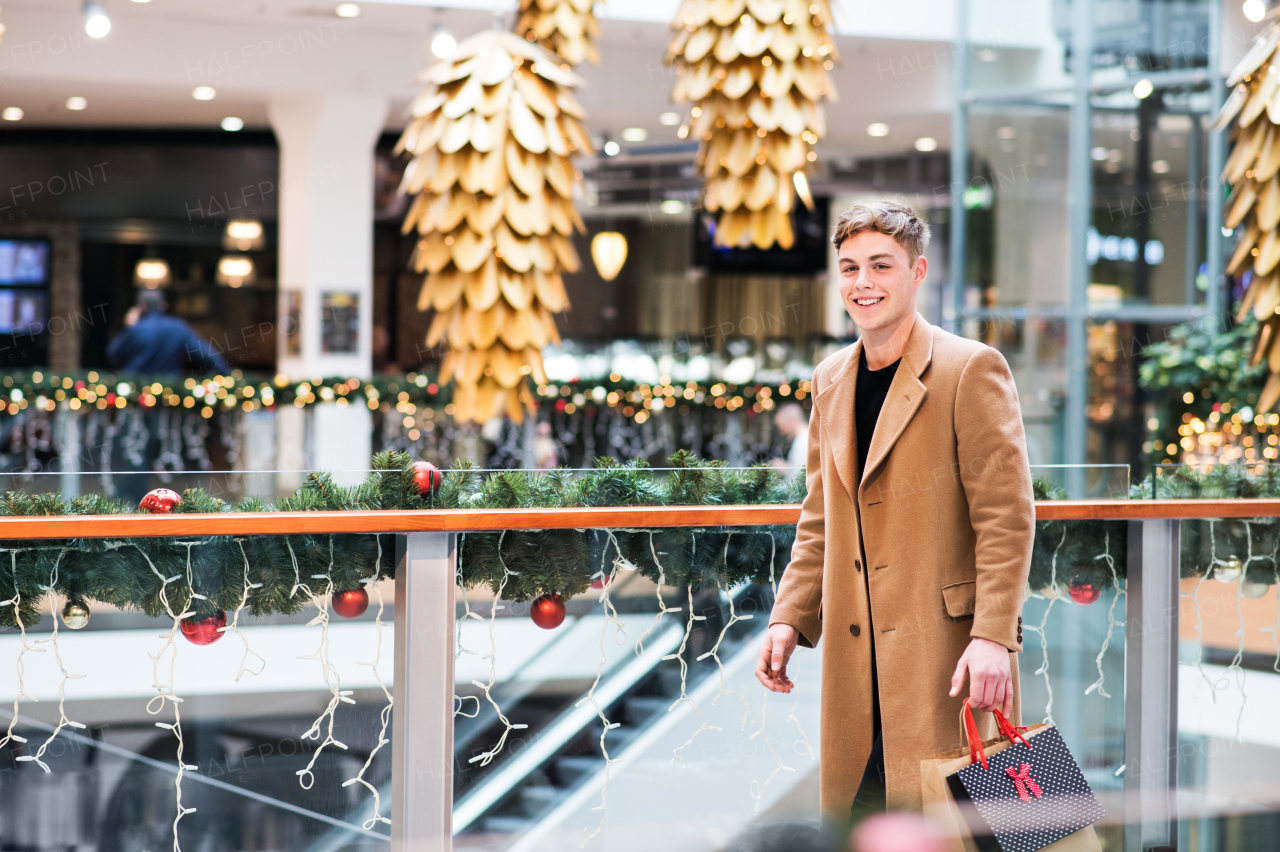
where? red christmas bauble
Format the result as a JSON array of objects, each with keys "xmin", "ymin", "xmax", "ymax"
[
  {"xmin": 180, "ymin": 611, "xmax": 227, "ymax": 645},
  {"xmin": 140, "ymin": 488, "xmax": 182, "ymax": 514},
  {"xmin": 529, "ymin": 593, "xmax": 566, "ymax": 629},
  {"xmin": 1068, "ymin": 576, "xmax": 1101, "ymax": 605},
  {"xmin": 332, "ymin": 587, "xmax": 369, "ymax": 619},
  {"xmin": 413, "ymin": 461, "xmax": 442, "ymax": 496}
]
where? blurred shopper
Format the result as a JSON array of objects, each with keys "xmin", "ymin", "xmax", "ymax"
[
  {"xmin": 107, "ymin": 289, "xmax": 229, "ymax": 376},
  {"xmin": 770, "ymin": 402, "xmax": 809, "ymax": 480},
  {"xmin": 754, "ymin": 201, "xmax": 1034, "ymax": 821},
  {"xmin": 849, "ymin": 813, "xmax": 947, "ymax": 852}
]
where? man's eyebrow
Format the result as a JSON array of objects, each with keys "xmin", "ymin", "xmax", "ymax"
[{"xmin": 867, "ymin": 253, "xmax": 894, "ymax": 261}]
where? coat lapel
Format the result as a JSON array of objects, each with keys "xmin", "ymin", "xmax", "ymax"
[
  {"xmin": 860, "ymin": 315, "xmax": 935, "ymax": 488},
  {"xmin": 814, "ymin": 338, "xmax": 861, "ymax": 503}
]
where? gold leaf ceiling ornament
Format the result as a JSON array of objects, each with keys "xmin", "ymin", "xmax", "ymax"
[
  {"xmin": 397, "ymin": 30, "xmax": 592, "ymax": 423},
  {"xmin": 515, "ymin": 0, "xmax": 600, "ymax": 65},
  {"xmin": 1218, "ymin": 13, "xmax": 1280, "ymax": 414},
  {"xmin": 664, "ymin": 0, "xmax": 838, "ymax": 249}
]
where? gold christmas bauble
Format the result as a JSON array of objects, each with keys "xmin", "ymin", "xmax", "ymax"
[
  {"xmin": 61, "ymin": 600, "xmax": 90, "ymax": 630},
  {"xmin": 1214, "ymin": 557, "xmax": 1244, "ymax": 583}
]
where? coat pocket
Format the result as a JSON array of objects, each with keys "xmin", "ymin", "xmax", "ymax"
[{"xmin": 941, "ymin": 581, "xmax": 976, "ymax": 618}]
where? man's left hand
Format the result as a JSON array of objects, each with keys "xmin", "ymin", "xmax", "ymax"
[{"xmin": 949, "ymin": 637, "xmax": 1013, "ymax": 716}]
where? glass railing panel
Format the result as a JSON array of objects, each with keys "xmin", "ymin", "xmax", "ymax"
[
  {"xmin": 1176, "ymin": 516, "xmax": 1280, "ymax": 851},
  {"xmin": 1030, "ymin": 464, "xmax": 1131, "ymax": 499},
  {"xmin": 0, "ymin": 532, "xmax": 398, "ymax": 852},
  {"xmin": 1023, "ymin": 516, "xmax": 1128, "ymax": 849}
]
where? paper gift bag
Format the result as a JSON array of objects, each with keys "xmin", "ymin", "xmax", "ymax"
[{"xmin": 921, "ymin": 701, "xmax": 1102, "ymax": 852}]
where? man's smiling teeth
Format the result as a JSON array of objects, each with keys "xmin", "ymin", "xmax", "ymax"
[{"xmin": 855, "ymin": 298, "xmax": 883, "ymax": 306}]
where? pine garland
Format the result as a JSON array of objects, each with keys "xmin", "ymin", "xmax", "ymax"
[
  {"xmin": 0, "ymin": 451, "xmax": 803, "ymax": 628},
  {"xmin": 4, "ymin": 458, "xmax": 1271, "ymax": 629}
]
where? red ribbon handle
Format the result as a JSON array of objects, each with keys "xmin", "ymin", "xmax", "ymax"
[
  {"xmin": 961, "ymin": 698, "xmax": 988, "ymax": 769},
  {"xmin": 962, "ymin": 699, "xmax": 1032, "ymax": 771}
]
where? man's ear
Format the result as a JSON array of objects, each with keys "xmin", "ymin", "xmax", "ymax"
[{"xmin": 913, "ymin": 255, "xmax": 928, "ymax": 287}]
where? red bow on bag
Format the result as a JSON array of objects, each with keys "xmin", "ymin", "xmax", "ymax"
[{"xmin": 1006, "ymin": 763, "xmax": 1043, "ymax": 801}]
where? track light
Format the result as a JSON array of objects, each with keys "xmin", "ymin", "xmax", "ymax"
[
  {"xmin": 431, "ymin": 25, "xmax": 456, "ymax": 59},
  {"xmin": 84, "ymin": 1, "xmax": 111, "ymax": 39}
]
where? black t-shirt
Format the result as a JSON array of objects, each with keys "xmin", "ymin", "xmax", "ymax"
[{"xmin": 856, "ymin": 348, "xmax": 901, "ymax": 479}]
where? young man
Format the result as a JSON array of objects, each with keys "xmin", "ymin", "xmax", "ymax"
[{"xmin": 754, "ymin": 201, "xmax": 1034, "ymax": 818}]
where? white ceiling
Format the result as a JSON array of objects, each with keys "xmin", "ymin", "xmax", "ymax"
[{"xmin": 0, "ymin": 0, "xmax": 1062, "ymax": 159}]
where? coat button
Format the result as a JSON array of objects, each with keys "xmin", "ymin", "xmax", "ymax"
[
  {"xmin": 854, "ymin": 559, "xmax": 862, "ymax": 572},
  {"xmin": 849, "ymin": 623, "xmax": 861, "ymax": 637}
]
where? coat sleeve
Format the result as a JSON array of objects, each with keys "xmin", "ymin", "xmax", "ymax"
[
  {"xmin": 768, "ymin": 373, "xmax": 826, "ymax": 648},
  {"xmin": 954, "ymin": 346, "xmax": 1034, "ymax": 652}
]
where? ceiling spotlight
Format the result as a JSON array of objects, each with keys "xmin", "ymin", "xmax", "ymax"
[
  {"xmin": 621, "ymin": 127, "xmax": 647, "ymax": 142},
  {"xmin": 84, "ymin": 1, "xmax": 111, "ymax": 39},
  {"xmin": 336, "ymin": 3, "xmax": 360, "ymax": 16},
  {"xmin": 66, "ymin": 97, "xmax": 88, "ymax": 111},
  {"xmin": 996, "ymin": 126, "xmax": 1016, "ymax": 139},
  {"xmin": 133, "ymin": 258, "xmax": 172, "ymax": 289},
  {"xmin": 216, "ymin": 255, "xmax": 256, "ymax": 288},
  {"xmin": 193, "ymin": 86, "xmax": 216, "ymax": 101},
  {"xmin": 1133, "ymin": 78, "xmax": 1154, "ymax": 99},
  {"xmin": 1152, "ymin": 159, "xmax": 1171, "ymax": 174},
  {"xmin": 914, "ymin": 137, "xmax": 939, "ymax": 152},
  {"xmin": 659, "ymin": 112, "xmax": 680, "ymax": 126},
  {"xmin": 603, "ymin": 139, "xmax": 621, "ymax": 156},
  {"xmin": 660, "ymin": 199, "xmax": 685, "ymax": 214},
  {"xmin": 867, "ymin": 122, "xmax": 889, "ymax": 137},
  {"xmin": 978, "ymin": 49, "xmax": 998, "ymax": 62},
  {"xmin": 1244, "ymin": 0, "xmax": 1267, "ymax": 23},
  {"xmin": 2, "ymin": 107, "xmax": 24, "ymax": 121},
  {"xmin": 224, "ymin": 219, "xmax": 265, "ymax": 251},
  {"xmin": 1090, "ymin": 146, "xmax": 1108, "ymax": 161},
  {"xmin": 221, "ymin": 116, "xmax": 244, "ymax": 131},
  {"xmin": 431, "ymin": 26, "xmax": 456, "ymax": 59}
]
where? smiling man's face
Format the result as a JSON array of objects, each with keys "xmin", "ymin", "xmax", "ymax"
[{"xmin": 836, "ymin": 230, "xmax": 927, "ymax": 334}]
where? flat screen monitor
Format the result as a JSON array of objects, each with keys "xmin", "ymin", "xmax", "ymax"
[
  {"xmin": 0, "ymin": 239, "xmax": 51, "ymax": 286},
  {"xmin": 693, "ymin": 196, "xmax": 830, "ymax": 274}
]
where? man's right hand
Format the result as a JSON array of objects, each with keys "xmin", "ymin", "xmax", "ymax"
[{"xmin": 755, "ymin": 623, "xmax": 800, "ymax": 693}]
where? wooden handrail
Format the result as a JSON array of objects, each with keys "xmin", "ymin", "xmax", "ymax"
[{"xmin": 0, "ymin": 498, "xmax": 1277, "ymax": 539}]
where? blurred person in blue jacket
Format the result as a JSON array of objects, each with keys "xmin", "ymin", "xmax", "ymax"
[{"xmin": 107, "ymin": 289, "xmax": 229, "ymax": 376}]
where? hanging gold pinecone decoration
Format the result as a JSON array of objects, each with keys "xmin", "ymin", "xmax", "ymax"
[
  {"xmin": 665, "ymin": 0, "xmax": 837, "ymax": 250},
  {"xmin": 398, "ymin": 30, "xmax": 591, "ymax": 423},
  {"xmin": 1218, "ymin": 19, "xmax": 1280, "ymax": 411},
  {"xmin": 515, "ymin": 0, "xmax": 600, "ymax": 65}
]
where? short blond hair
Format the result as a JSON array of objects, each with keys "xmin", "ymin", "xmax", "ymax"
[{"xmin": 831, "ymin": 200, "xmax": 931, "ymax": 263}]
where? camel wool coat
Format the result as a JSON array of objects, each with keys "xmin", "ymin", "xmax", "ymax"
[{"xmin": 770, "ymin": 313, "xmax": 1035, "ymax": 815}]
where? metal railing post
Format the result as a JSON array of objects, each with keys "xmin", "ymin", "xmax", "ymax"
[
  {"xmin": 1125, "ymin": 519, "xmax": 1180, "ymax": 850},
  {"xmin": 392, "ymin": 531, "xmax": 457, "ymax": 852}
]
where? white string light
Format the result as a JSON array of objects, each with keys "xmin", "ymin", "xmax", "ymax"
[
  {"xmin": 24, "ymin": 552, "xmax": 87, "ymax": 772},
  {"xmin": 634, "ymin": 531, "xmax": 679, "ymax": 657},
  {"xmin": 296, "ymin": 558, "xmax": 354, "ymax": 789},
  {"xmin": 1084, "ymin": 530, "xmax": 1124, "ymax": 698},
  {"xmin": 0, "ymin": 551, "xmax": 39, "ymax": 752},
  {"xmin": 696, "ymin": 533, "xmax": 752, "ymax": 729},
  {"xmin": 577, "ymin": 538, "xmax": 628, "ymax": 847},
  {"xmin": 747, "ymin": 690, "xmax": 794, "ymax": 814},
  {"xmin": 466, "ymin": 531, "xmax": 528, "ymax": 768},
  {"xmin": 668, "ymin": 586, "xmax": 720, "ymax": 762},
  {"xmin": 135, "ymin": 544, "xmax": 199, "ymax": 852},
  {"xmin": 223, "ymin": 540, "xmax": 266, "ymax": 682},
  {"xmin": 342, "ymin": 538, "xmax": 393, "ymax": 831},
  {"xmin": 454, "ymin": 539, "xmax": 483, "ymax": 721},
  {"xmin": 1024, "ymin": 525, "xmax": 1066, "ymax": 725}
]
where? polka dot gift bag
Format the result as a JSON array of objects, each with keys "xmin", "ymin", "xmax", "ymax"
[{"xmin": 935, "ymin": 699, "xmax": 1104, "ymax": 852}]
